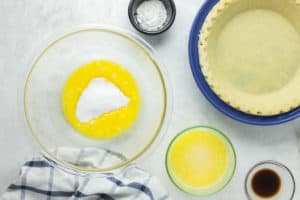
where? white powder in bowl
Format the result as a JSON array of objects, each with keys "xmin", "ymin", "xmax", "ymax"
[
  {"xmin": 76, "ymin": 78, "xmax": 129, "ymax": 122},
  {"xmin": 136, "ymin": 0, "xmax": 168, "ymax": 31}
]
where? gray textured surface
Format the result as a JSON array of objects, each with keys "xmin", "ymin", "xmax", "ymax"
[{"xmin": 0, "ymin": 0, "xmax": 300, "ymax": 199}]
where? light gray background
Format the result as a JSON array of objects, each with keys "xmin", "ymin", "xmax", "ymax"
[{"xmin": 0, "ymin": 0, "xmax": 300, "ymax": 199}]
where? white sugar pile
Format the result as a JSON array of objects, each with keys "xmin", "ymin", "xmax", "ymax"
[
  {"xmin": 136, "ymin": 0, "xmax": 167, "ymax": 31},
  {"xmin": 76, "ymin": 78, "xmax": 129, "ymax": 122}
]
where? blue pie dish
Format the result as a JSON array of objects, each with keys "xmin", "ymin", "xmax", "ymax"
[{"xmin": 188, "ymin": 0, "xmax": 300, "ymax": 126}]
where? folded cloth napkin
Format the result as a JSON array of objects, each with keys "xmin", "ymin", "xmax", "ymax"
[{"xmin": 1, "ymin": 148, "xmax": 169, "ymax": 200}]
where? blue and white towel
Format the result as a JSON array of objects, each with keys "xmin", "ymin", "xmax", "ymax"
[{"xmin": 1, "ymin": 148, "xmax": 169, "ymax": 200}]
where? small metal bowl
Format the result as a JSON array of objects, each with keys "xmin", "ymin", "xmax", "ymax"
[{"xmin": 128, "ymin": 0, "xmax": 176, "ymax": 35}]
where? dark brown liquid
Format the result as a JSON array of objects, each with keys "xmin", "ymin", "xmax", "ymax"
[{"xmin": 251, "ymin": 169, "xmax": 281, "ymax": 198}]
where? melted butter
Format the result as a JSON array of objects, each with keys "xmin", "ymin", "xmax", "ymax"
[{"xmin": 62, "ymin": 60, "xmax": 140, "ymax": 139}]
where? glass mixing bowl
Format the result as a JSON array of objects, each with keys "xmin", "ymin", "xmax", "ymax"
[
  {"xmin": 165, "ymin": 126, "xmax": 236, "ymax": 196},
  {"xmin": 24, "ymin": 26, "xmax": 169, "ymax": 172}
]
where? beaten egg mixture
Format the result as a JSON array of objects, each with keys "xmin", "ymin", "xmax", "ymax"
[
  {"xmin": 167, "ymin": 129, "xmax": 228, "ymax": 187},
  {"xmin": 62, "ymin": 60, "xmax": 140, "ymax": 139}
]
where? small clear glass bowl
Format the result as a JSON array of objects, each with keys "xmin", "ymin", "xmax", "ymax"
[
  {"xmin": 245, "ymin": 161, "xmax": 295, "ymax": 200},
  {"xmin": 165, "ymin": 126, "xmax": 236, "ymax": 196},
  {"xmin": 24, "ymin": 26, "xmax": 169, "ymax": 173}
]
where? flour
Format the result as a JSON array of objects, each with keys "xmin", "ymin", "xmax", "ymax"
[
  {"xmin": 76, "ymin": 78, "xmax": 129, "ymax": 122},
  {"xmin": 136, "ymin": 0, "xmax": 167, "ymax": 31}
]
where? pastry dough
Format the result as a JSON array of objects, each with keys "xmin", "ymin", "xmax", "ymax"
[{"xmin": 199, "ymin": 0, "xmax": 300, "ymax": 115}]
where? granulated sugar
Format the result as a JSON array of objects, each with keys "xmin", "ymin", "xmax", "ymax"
[
  {"xmin": 136, "ymin": 0, "xmax": 167, "ymax": 31},
  {"xmin": 76, "ymin": 78, "xmax": 129, "ymax": 122}
]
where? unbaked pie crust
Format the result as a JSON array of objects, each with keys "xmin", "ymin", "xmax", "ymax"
[{"xmin": 199, "ymin": 0, "xmax": 300, "ymax": 115}]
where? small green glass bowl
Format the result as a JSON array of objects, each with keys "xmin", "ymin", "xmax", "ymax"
[{"xmin": 165, "ymin": 126, "xmax": 236, "ymax": 196}]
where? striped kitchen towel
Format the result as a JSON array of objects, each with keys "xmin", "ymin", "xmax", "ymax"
[{"xmin": 1, "ymin": 148, "xmax": 169, "ymax": 200}]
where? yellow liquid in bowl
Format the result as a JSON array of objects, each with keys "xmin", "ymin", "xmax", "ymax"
[
  {"xmin": 167, "ymin": 129, "xmax": 229, "ymax": 188},
  {"xmin": 62, "ymin": 60, "xmax": 140, "ymax": 139}
]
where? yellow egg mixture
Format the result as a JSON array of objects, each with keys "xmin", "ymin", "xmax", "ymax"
[
  {"xmin": 62, "ymin": 60, "xmax": 140, "ymax": 139},
  {"xmin": 167, "ymin": 129, "xmax": 229, "ymax": 187}
]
